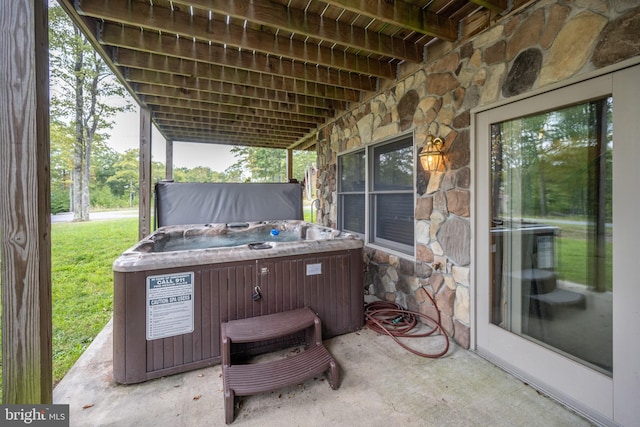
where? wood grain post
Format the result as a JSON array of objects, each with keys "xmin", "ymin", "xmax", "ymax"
[
  {"xmin": 286, "ymin": 149, "xmax": 293, "ymax": 181},
  {"xmin": 139, "ymin": 107, "xmax": 152, "ymax": 239},
  {"xmin": 0, "ymin": 0, "xmax": 53, "ymax": 403},
  {"xmin": 165, "ymin": 139, "xmax": 174, "ymax": 181}
]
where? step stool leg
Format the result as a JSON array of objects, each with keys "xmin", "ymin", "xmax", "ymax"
[
  {"xmin": 313, "ymin": 315, "xmax": 323, "ymax": 347},
  {"xmin": 224, "ymin": 389, "xmax": 235, "ymax": 424},
  {"xmin": 327, "ymin": 359, "xmax": 340, "ymax": 390}
]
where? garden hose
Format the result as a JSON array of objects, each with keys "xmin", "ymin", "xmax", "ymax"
[{"xmin": 364, "ymin": 287, "xmax": 450, "ymax": 358}]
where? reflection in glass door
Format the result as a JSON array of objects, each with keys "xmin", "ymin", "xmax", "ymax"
[{"xmin": 490, "ymin": 98, "xmax": 613, "ymax": 375}]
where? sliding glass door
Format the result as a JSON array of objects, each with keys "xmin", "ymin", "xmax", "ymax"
[
  {"xmin": 490, "ymin": 97, "xmax": 612, "ymax": 375},
  {"xmin": 475, "ymin": 65, "xmax": 640, "ymax": 425}
]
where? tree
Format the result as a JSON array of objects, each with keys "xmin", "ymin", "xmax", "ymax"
[
  {"xmin": 49, "ymin": 4, "xmax": 133, "ymax": 220},
  {"xmin": 292, "ymin": 150, "xmax": 317, "ymax": 185},
  {"xmin": 50, "ymin": 121, "xmax": 75, "ymax": 213},
  {"xmin": 223, "ymin": 162, "xmax": 248, "ymax": 182},
  {"xmin": 229, "ymin": 146, "xmax": 285, "ymax": 182},
  {"xmin": 106, "ymin": 149, "xmax": 139, "ymax": 207},
  {"xmin": 228, "ymin": 146, "xmax": 316, "ymax": 183},
  {"xmin": 104, "ymin": 149, "xmax": 165, "ymax": 207},
  {"xmin": 183, "ymin": 166, "xmax": 215, "ymax": 183},
  {"xmin": 92, "ymin": 145, "xmax": 120, "ymax": 189}
]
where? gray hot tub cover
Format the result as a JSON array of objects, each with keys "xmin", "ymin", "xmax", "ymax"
[{"xmin": 155, "ymin": 181, "xmax": 303, "ymax": 227}]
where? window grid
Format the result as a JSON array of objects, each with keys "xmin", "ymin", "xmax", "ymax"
[{"xmin": 337, "ymin": 134, "xmax": 414, "ymax": 255}]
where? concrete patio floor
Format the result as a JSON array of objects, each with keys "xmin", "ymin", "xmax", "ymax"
[{"xmin": 53, "ymin": 319, "xmax": 593, "ymax": 426}]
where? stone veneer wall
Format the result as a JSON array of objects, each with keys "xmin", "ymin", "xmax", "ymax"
[{"xmin": 315, "ymin": 0, "xmax": 640, "ymax": 349}]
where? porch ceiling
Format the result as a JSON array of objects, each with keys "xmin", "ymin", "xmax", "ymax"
[{"xmin": 58, "ymin": 0, "xmax": 509, "ymax": 151}]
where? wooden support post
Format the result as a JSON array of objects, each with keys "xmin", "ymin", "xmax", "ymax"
[
  {"xmin": 287, "ymin": 149, "xmax": 293, "ymax": 181},
  {"xmin": 139, "ymin": 107, "xmax": 152, "ymax": 239},
  {"xmin": 0, "ymin": 0, "xmax": 53, "ymax": 404},
  {"xmin": 165, "ymin": 139, "xmax": 174, "ymax": 181}
]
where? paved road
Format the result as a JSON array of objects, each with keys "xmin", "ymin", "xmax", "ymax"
[{"xmin": 51, "ymin": 209, "xmax": 138, "ymax": 223}]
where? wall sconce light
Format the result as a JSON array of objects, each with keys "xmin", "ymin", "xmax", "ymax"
[{"xmin": 419, "ymin": 135, "xmax": 445, "ymax": 172}]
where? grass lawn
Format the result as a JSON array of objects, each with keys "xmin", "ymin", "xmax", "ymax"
[
  {"xmin": 557, "ymin": 236, "xmax": 613, "ymax": 291},
  {"xmin": 50, "ymin": 218, "xmax": 139, "ymax": 386},
  {"xmin": 0, "ymin": 217, "xmax": 139, "ymax": 401}
]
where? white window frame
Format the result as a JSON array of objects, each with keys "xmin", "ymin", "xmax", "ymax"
[
  {"xmin": 337, "ymin": 148, "xmax": 366, "ymax": 237},
  {"xmin": 337, "ymin": 132, "xmax": 416, "ymax": 256}
]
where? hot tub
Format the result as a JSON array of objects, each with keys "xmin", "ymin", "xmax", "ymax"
[{"xmin": 113, "ymin": 220, "xmax": 364, "ymax": 384}]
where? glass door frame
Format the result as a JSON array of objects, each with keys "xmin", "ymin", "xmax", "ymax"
[{"xmin": 473, "ymin": 63, "xmax": 640, "ymax": 426}]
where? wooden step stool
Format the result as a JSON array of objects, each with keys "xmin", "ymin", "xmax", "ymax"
[{"xmin": 221, "ymin": 307, "xmax": 340, "ymax": 424}]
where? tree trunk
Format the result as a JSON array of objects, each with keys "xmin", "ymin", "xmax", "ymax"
[
  {"xmin": 82, "ymin": 136, "xmax": 91, "ymax": 220},
  {"xmin": 72, "ymin": 34, "xmax": 86, "ymax": 221},
  {"xmin": 73, "ymin": 128, "xmax": 84, "ymax": 220},
  {"xmin": 81, "ymin": 60, "xmax": 102, "ymax": 220}
]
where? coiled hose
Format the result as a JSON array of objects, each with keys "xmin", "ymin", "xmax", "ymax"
[{"xmin": 364, "ymin": 287, "xmax": 449, "ymax": 358}]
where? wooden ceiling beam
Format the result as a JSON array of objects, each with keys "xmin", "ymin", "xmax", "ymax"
[
  {"xmin": 158, "ymin": 122, "xmax": 307, "ymax": 138},
  {"xmin": 165, "ymin": 133, "xmax": 294, "ymax": 146},
  {"xmin": 136, "ymin": 84, "xmax": 330, "ymax": 118},
  {"xmin": 124, "ymin": 68, "xmax": 353, "ymax": 108},
  {"xmin": 171, "ymin": 0, "xmax": 423, "ymax": 62},
  {"xmin": 288, "ymin": 133, "xmax": 319, "ymax": 151},
  {"xmin": 151, "ymin": 105, "xmax": 321, "ymax": 128},
  {"xmin": 77, "ymin": 0, "xmax": 397, "ymax": 78},
  {"xmin": 98, "ymin": 23, "xmax": 393, "ymax": 80},
  {"xmin": 160, "ymin": 126, "xmax": 305, "ymax": 141},
  {"xmin": 156, "ymin": 121, "xmax": 312, "ymax": 137},
  {"xmin": 161, "ymin": 131, "xmax": 293, "ymax": 148},
  {"xmin": 61, "ymin": 0, "xmax": 504, "ymax": 150},
  {"xmin": 164, "ymin": 129, "xmax": 297, "ymax": 142},
  {"xmin": 143, "ymin": 95, "xmax": 326, "ymax": 122},
  {"xmin": 469, "ymin": 0, "xmax": 508, "ymax": 14},
  {"xmin": 112, "ymin": 48, "xmax": 378, "ymax": 92},
  {"xmin": 322, "ymin": 0, "xmax": 458, "ymax": 41},
  {"xmin": 113, "ymin": 48, "xmax": 378, "ymax": 92},
  {"xmin": 152, "ymin": 112, "xmax": 313, "ymax": 133}
]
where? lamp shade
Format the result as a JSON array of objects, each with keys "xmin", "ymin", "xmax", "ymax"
[{"xmin": 419, "ymin": 136, "xmax": 444, "ymax": 171}]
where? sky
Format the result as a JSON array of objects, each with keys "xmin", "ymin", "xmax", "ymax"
[{"xmin": 108, "ymin": 106, "xmax": 237, "ymax": 171}]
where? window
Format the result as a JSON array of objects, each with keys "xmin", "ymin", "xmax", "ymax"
[
  {"xmin": 338, "ymin": 149, "xmax": 365, "ymax": 235},
  {"xmin": 338, "ymin": 134, "xmax": 414, "ymax": 255}
]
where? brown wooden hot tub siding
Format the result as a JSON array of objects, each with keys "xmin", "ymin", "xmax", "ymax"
[{"xmin": 113, "ymin": 248, "xmax": 364, "ymax": 384}]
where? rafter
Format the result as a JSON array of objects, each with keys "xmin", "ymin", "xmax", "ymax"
[
  {"xmin": 469, "ymin": 0, "xmax": 508, "ymax": 14},
  {"xmin": 112, "ymin": 48, "xmax": 378, "ymax": 92},
  {"xmin": 153, "ymin": 112, "xmax": 313, "ymax": 133},
  {"xmin": 170, "ymin": 0, "xmax": 423, "ymax": 62},
  {"xmin": 158, "ymin": 122, "xmax": 307, "ymax": 138},
  {"xmin": 58, "ymin": 0, "xmax": 507, "ymax": 153},
  {"xmin": 161, "ymin": 131, "xmax": 295, "ymax": 149},
  {"xmin": 151, "ymin": 105, "xmax": 321, "ymax": 128},
  {"xmin": 136, "ymin": 84, "xmax": 330, "ymax": 118},
  {"xmin": 288, "ymin": 133, "xmax": 319, "ymax": 151},
  {"xmin": 78, "ymin": 0, "xmax": 398, "ymax": 78},
  {"xmin": 98, "ymin": 23, "xmax": 393, "ymax": 80},
  {"xmin": 322, "ymin": 0, "xmax": 458, "ymax": 41},
  {"xmin": 123, "ymin": 68, "xmax": 353, "ymax": 108},
  {"xmin": 143, "ymin": 95, "xmax": 327, "ymax": 122}
]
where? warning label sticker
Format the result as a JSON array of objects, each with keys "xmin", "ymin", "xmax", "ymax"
[{"xmin": 146, "ymin": 272, "xmax": 194, "ymax": 340}]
